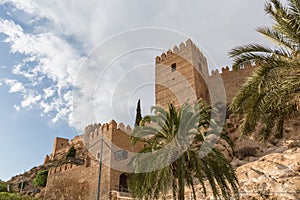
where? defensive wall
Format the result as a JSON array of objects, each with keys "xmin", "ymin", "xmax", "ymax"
[
  {"xmin": 155, "ymin": 39, "xmax": 255, "ymax": 107},
  {"xmin": 45, "ymin": 120, "xmax": 143, "ymax": 199},
  {"xmin": 44, "ymin": 39, "xmax": 257, "ymax": 200}
]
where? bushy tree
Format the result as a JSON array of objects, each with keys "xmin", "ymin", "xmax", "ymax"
[
  {"xmin": 0, "ymin": 180, "xmax": 7, "ymax": 192},
  {"xmin": 33, "ymin": 170, "xmax": 48, "ymax": 187},
  {"xmin": 66, "ymin": 146, "xmax": 76, "ymax": 159}
]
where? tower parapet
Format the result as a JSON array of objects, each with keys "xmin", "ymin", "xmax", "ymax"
[
  {"xmin": 209, "ymin": 64, "xmax": 256, "ymax": 103},
  {"xmin": 210, "ymin": 63, "xmax": 255, "ymax": 77},
  {"xmin": 83, "ymin": 120, "xmax": 134, "ymax": 159},
  {"xmin": 52, "ymin": 137, "xmax": 69, "ymax": 156},
  {"xmin": 155, "ymin": 39, "xmax": 210, "ymax": 109},
  {"xmin": 155, "ymin": 39, "xmax": 208, "ymax": 77}
]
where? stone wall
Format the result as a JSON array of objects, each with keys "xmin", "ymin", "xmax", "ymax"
[
  {"xmin": 83, "ymin": 120, "xmax": 144, "ymax": 193},
  {"xmin": 210, "ymin": 64, "xmax": 255, "ymax": 104},
  {"xmin": 42, "ymin": 119, "xmax": 145, "ymax": 200},
  {"xmin": 155, "ymin": 39, "xmax": 256, "ymax": 108},
  {"xmin": 52, "ymin": 137, "xmax": 69, "ymax": 156},
  {"xmin": 155, "ymin": 39, "xmax": 209, "ymax": 109},
  {"xmin": 44, "ymin": 158, "xmax": 99, "ymax": 200}
]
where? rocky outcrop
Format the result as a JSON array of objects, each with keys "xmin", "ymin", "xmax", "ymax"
[
  {"xmin": 174, "ymin": 147, "xmax": 300, "ymax": 200},
  {"xmin": 7, "ymin": 143, "xmax": 87, "ymax": 199},
  {"xmin": 237, "ymin": 147, "xmax": 300, "ymax": 199},
  {"xmin": 6, "ymin": 114, "xmax": 299, "ymax": 199}
]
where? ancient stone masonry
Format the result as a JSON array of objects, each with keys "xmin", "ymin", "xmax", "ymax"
[
  {"xmin": 155, "ymin": 39, "xmax": 210, "ymax": 109},
  {"xmin": 52, "ymin": 137, "xmax": 69, "ymax": 156},
  {"xmin": 209, "ymin": 63, "xmax": 256, "ymax": 103},
  {"xmin": 156, "ymin": 39, "xmax": 255, "ymax": 108},
  {"xmin": 83, "ymin": 120, "xmax": 135, "ymax": 160},
  {"xmin": 44, "ymin": 158, "xmax": 99, "ymax": 200},
  {"xmin": 41, "ymin": 120, "xmax": 144, "ymax": 199},
  {"xmin": 29, "ymin": 39, "xmax": 300, "ymax": 200},
  {"xmin": 40, "ymin": 39, "xmax": 258, "ymax": 200}
]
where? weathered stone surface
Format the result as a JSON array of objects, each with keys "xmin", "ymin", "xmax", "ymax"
[
  {"xmin": 6, "ymin": 40, "xmax": 300, "ymax": 200},
  {"xmin": 236, "ymin": 147, "xmax": 300, "ymax": 200}
]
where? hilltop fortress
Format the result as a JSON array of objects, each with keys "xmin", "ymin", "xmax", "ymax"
[
  {"xmin": 37, "ymin": 39, "xmax": 258, "ymax": 199},
  {"xmin": 155, "ymin": 38, "xmax": 255, "ymax": 108}
]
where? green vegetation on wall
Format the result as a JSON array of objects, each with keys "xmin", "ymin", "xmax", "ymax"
[
  {"xmin": 33, "ymin": 170, "xmax": 48, "ymax": 187},
  {"xmin": 66, "ymin": 146, "xmax": 76, "ymax": 159}
]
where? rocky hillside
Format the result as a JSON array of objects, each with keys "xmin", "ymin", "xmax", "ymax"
[
  {"xmin": 237, "ymin": 147, "xmax": 300, "ymax": 199},
  {"xmin": 6, "ymin": 114, "xmax": 300, "ymax": 199},
  {"xmin": 219, "ymin": 114, "xmax": 300, "ymax": 167},
  {"xmin": 7, "ymin": 143, "xmax": 88, "ymax": 199}
]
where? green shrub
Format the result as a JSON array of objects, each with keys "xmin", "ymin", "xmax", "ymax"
[
  {"xmin": 66, "ymin": 146, "xmax": 76, "ymax": 159},
  {"xmin": 0, "ymin": 192, "xmax": 37, "ymax": 200},
  {"xmin": 33, "ymin": 170, "xmax": 48, "ymax": 187},
  {"xmin": 0, "ymin": 180, "xmax": 7, "ymax": 192}
]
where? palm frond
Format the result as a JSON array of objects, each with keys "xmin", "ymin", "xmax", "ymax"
[{"xmin": 128, "ymin": 101, "xmax": 239, "ymax": 199}]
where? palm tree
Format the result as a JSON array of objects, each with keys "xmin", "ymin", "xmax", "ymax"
[
  {"xmin": 128, "ymin": 100, "xmax": 238, "ymax": 200},
  {"xmin": 229, "ymin": 0, "xmax": 300, "ymax": 140}
]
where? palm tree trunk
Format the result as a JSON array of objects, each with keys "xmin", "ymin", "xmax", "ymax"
[
  {"xmin": 178, "ymin": 189, "xmax": 185, "ymax": 200},
  {"xmin": 177, "ymin": 160, "xmax": 185, "ymax": 200}
]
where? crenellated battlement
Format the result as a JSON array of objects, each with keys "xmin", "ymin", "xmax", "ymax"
[
  {"xmin": 210, "ymin": 63, "xmax": 255, "ymax": 77},
  {"xmin": 40, "ymin": 39, "xmax": 300, "ymax": 200},
  {"xmin": 117, "ymin": 122, "xmax": 132, "ymax": 133},
  {"xmin": 83, "ymin": 120, "xmax": 133, "ymax": 151},
  {"xmin": 155, "ymin": 39, "xmax": 207, "ymax": 64},
  {"xmin": 155, "ymin": 39, "xmax": 211, "ymax": 108},
  {"xmin": 48, "ymin": 163, "xmax": 79, "ymax": 176},
  {"xmin": 208, "ymin": 63, "xmax": 256, "ymax": 103},
  {"xmin": 84, "ymin": 120, "xmax": 132, "ymax": 135}
]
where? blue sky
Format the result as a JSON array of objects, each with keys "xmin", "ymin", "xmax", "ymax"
[{"xmin": 0, "ymin": 0, "xmax": 276, "ymax": 181}]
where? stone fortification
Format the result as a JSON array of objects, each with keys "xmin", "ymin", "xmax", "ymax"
[
  {"xmin": 11, "ymin": 39, "xmax": 299, "ymax": 200},
  {"xmin": 156, "ymin": 39, "xmax": 255, "ymax": 107}
]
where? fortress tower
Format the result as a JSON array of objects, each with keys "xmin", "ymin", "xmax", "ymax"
[
  {"xmin": 42, "ymin": 40, "xmax": 258, "ymax": 200},
  {"xmin": 155, "ymin": 39, "xmax": 210, "ymax": 109},
  {"xmin": 52, "ymin": 137, "xmax": 69, "ymax": 155}
]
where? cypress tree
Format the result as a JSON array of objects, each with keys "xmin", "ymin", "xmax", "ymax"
[{"xmin": 135, "ymin": 99, "xmax": 142, "ymax": 127}]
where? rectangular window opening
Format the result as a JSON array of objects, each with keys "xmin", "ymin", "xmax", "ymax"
[{"xmin": 171, "ymin": 63, "xmax": 176, "ymax": 72}]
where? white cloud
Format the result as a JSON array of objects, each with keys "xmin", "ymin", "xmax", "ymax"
[
  {"xmin": 0, "ymin": 0, "xmax": 38, "ymax": 15},
  {"xmin": 0, "ymin": 19, "xmax": 83, "ymax": 89},
  {"xmin": 0, "ymin": 17, "xmax": 84, "ymax": 130},
  {"xmin": 3, "ymin": 79, "xmax": 25, "ymax": 93},
  {"xmin": 0, "ymin": 0, "xmax": 275, "ymax": 133},
  {"xmin": 40, "ymin": 101, "xmax": 53, "ymax": 114},
  {"xmin": 13, "ymin": 105, "xmax": 20, "ymax": 111},
  {"xmin": 21, "ymin": 94, "xmax": 41, "ymax": 108},
  {"xmin": 43, "ymin": 87, "xmax": 55, "ymax": 99}
]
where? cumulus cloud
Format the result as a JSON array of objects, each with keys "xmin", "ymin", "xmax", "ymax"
[
  {"xmin": 0, "ymin": 17, "xmax": 84, "ymax": 130},
  {"xmin": 13, "ymin": 105, "xmax": 20, "ymax": 111},
  {"xmin": 0, "ymin": 0, "xmax": 274, "ymax": 133},
  {"xmin": 43, "ymin": 87, "xmax": 55, "ymax": 99},
  {"xmin": 21, "ymin": 94, "xmax": 41, "ymax": 108},
  {"xmin": 3, "ymin": 79, "xmax": 25, "ymax": 93}
]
